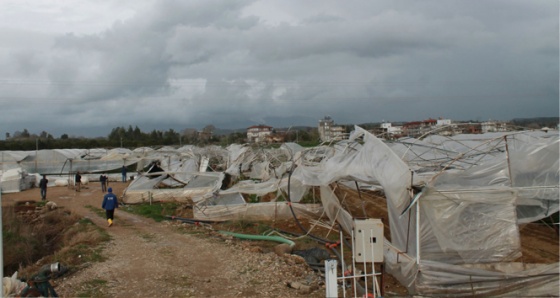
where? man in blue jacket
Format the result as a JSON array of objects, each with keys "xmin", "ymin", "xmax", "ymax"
[{"xmin": 102, "ymin": 187, "xmax": 119, "ymax": 227}]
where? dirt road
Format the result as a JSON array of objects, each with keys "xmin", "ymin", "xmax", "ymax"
[{"xmin": 2, "ymin": 183, "xmax": 325, "ymax": 297}]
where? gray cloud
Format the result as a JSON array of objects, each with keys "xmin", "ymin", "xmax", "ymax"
[{"xmin": 0, "ymin": 0, "xmax": 557, "ymax": 138}]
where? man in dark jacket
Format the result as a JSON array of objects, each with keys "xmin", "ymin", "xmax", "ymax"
[
  {"xmin": 100, "ymin": 174, "xmax": 107, "ymax": 192},
  {"xmin": 102, "ymin": 187, "xmax": 119, "ymax": 227},
  {"xmin": 75, "ymin": 172, "xmax": 82, "ymax": 192},
  {"xmin": 39, "ymin": 175, "xmax": 48, "ymax": 200},
  {"xmin": 121, "ymin": 166, "xmax": 127, "ymax": 182}
]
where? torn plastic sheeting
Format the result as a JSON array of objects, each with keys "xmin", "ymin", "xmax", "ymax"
[
  {"xmin": 123, "ymin": 189, "xmax": 205, "ymax": 204},
  {"xmin": 319, "ymin": 185, "xmax": 353, "ymax": 235},
  {"xmin": 420, "ymin": 187, "xmax": 521, "ymax": 264},
  {"xmin": 415, "ymin": 260, "xmax": 559, "ymax": 297},
  {"xmin": 219, "ymin": 178, "xmax": 282, "ymax": 197},
  {"xmin": 291, "ymin": 126, "xmax": 412, "ymax": 252},
  {"xmin": 3, "ymin": 272, "xmax": 27, "ymax": 297},
  {"xmin": 193, "ymin": 201, "xmax": 323, "ymax": 221}
]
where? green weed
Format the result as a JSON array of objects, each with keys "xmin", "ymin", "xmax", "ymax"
[
  {"xmin": 76, "ymin": 279, "xmax": 108, "ymax": 298},
  {"xmin": 121, "ymin": 202, "xmax": 178, "ymax": 222}
]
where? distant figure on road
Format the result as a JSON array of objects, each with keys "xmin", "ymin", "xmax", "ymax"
[
  {"xmin": 100, "ymin": 174, "xmax": 107, "ymax": 192},
  {"xmin": 39, "ymin": 174, "xmax": 48, "ymax": 200},
  {"xmin": 75, "ymin": 172, "xmax": 82, "ymax": 192},
  {"xmin": 121, "ymin": 166, "xmax": 127, "ymax": 183},
  {"xmin": 102, "ymin": 187, "xmax": 119, "ymax": 227},
  {"xmin": 104, "ymin": 173, "xmax": 109, "ymax": 190}
]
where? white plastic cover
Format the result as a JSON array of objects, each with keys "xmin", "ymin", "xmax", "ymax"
[{"xmin": 290, "ymin": 127, "xmax": 558, "ymax": 296}]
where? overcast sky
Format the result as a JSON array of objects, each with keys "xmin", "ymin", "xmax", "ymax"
[{"xmin": 1, "ymin": 0, "xmax": 558, "ymax": 138}]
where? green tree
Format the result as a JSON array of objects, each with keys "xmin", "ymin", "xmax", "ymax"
[
  {"xmin": 38, "ymin": 131, "xmax": 54, "ymax": 139},
  {"xmin": 13, "ymin": 129, "xmax": 31, "ymax": 139},
  {"xmin": 133, "ymin": 126, "xmax": 142, "ymax": 141},
  {"xmin": 163, "ymin": 129, "xmax": 179, "ymax": 145},
  {"xmin": 182, "ymin": 128, "xmax": 198, "ymax": 145}
]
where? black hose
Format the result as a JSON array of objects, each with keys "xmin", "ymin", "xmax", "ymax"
[
  {"xmin": 272, "ymin": 227, "xmax": 328, "ymax": 245},
  {"xmin": 338, "ymin": 223, "xmax": 352, "ymax": 249},
  {"xmin": 328, "ymin": 246, "xmax": 343, "ymax": 265},
  {"xmin": 269, "ymin": 222, "xmax": 345, "ymax": 270},
  {"xmin": 308, "ymin": 264, "xmax": 326, "ymax": 272},
  {"xmin": 165, "ymin": 215, "xmax": 224, "ymax": 224},
  {"xmin": 285, "ymin": 168, "xmax": 334, "ymax": 245},
  {"xmin": 169, "ymin": 218, "xmax": 200, "ymax": 225}
]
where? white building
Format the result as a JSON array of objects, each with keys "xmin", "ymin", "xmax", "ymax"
[
  {"xmin": 380, "ymin": 122, "xmax": 403, "ymax": 137},
  {"xmin": 247, "ymin": 125, "xmax": 273, "ymax": 143},
  {"xmin": 318, "ymin": 116, "xmax": 346, "ymax": 142},
  {"xmin": 481, "ymin": 121, "xmax": 508, "ymax": 133},
  {"xmin": 435, "ymin": 119, "xmax": 458, "ymax": 136},
  {"xmin": 381, "ymin": 122, "xmax": 392, "ymax": 129},
  {"xmin": 436, "ymin": 119, "xmax": 452, "ymax": 126}
]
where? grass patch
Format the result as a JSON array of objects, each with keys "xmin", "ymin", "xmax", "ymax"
[
  {"xmin": 85, "ymin": 205, "xmax": 106, "ymax": 218},
  {"xmin": 221, "ymin": 219, "xmax": 254, "ymax": 232},
  {"xmin": 219, "ymin": 220, "xmax": 281, "ymax": 237},
  {"xmin": 121, "ymin": 202, "xmax": 179, "ymax": 222},
  {"xmin": 247, "ymin": 194, "xmax": 260, "ymax": 203},
  {"xmin": 54, "ymin": 243, "xmax": 107, "ymax": 265},
  {"xmin": 300, "ymin": 187, "xmax": 319, "ymax": 204},
  {"xmin": 51, "ymin": 218, "xmax": 111, "ymax": 266},
  {"xmin": 253, "ymin": 222, "xmax": 271, "ymax": 235},
  {"xmin": 172, "ymin": 225, "xmax": 209, "ymax": 236},
  {"xmin": 64, "ymin": 218, "xmax": 111, "ymax": 244},
  {"xmin": 76, "ymin": 279, "xmax": 108, "ymax": 298}
]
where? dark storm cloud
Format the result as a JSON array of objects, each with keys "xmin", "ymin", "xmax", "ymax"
[{"xmin": 0, "ymin": 0, "xmax": 557, "ymax": 138}]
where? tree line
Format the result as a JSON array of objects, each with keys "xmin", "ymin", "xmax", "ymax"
[{"xmin": 0, "ymin": 125, "xmax": 320, "ymax": 151}]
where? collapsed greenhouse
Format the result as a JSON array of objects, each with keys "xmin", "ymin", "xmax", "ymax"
[{"xmin": 0, "ymin": 127, "xmax": 557, "ymax": 296}]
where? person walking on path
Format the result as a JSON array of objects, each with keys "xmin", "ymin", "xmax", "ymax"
[
  {"xmin": 75, "ymin": 172, "xmax": 82, "ymax": 192},
  {"xmin": 104, "ymin": 174, "xmax": 109, "ymax": 190},
  {"xmin": 102, "ymin": 187, "xmax": 119, "ymax": 227},
  {"xmin": 100, "ymin": 174, "xmax": 107, "ymax": 192},
  {"xmin": 121, "ymin": 166, "xmax": 127, "ymax": 183},
  {"xmin": 39, "ymin": 175, "xmax": 48, "ymax": 200}
]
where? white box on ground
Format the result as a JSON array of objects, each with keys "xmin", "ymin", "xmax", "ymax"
[{"xmin": 353, "ymin": 218, "xmax": 384, "ymax": 263}]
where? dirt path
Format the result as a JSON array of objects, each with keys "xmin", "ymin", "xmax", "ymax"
[{"xmin": 2, "ymin": 183, "xmax": 324, "ymax": 297}]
